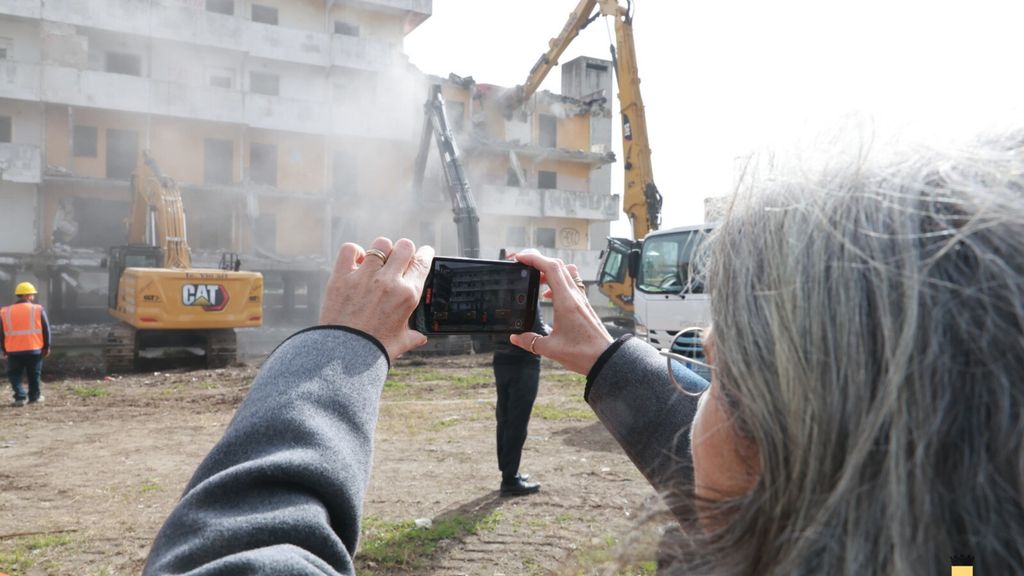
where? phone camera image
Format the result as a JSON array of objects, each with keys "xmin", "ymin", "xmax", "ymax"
[{"xmin": 411, "ymin": 257, "xmax": 540, "ymax": 335}]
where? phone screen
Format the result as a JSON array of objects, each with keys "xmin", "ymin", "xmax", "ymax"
[{"xmin": 410, "ymin": 257, "xmax": 540, "ymax": 334}]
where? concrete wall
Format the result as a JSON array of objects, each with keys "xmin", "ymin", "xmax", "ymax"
[
  {"xmin": 0, "ymin": 97, "xmax": 43, "ymax": 145},
  {"xmin": 0, "ymin": 181, "xmax": 37, "ymax": 253},
  {"xmin": 0, "ymin": 16, "xmax": 40, "ymax": 63},
  {"xmin": 45, "ymin": 105, "xmax": 147, "ymax": 179}
]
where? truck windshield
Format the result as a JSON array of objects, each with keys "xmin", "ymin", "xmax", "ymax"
[{"xmin": 637, "ymin": 230, "xmax": 708, "ymax": 294}]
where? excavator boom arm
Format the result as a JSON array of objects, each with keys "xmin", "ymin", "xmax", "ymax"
[
  {"xmin": 506, "ymin": 0, "xmax": 599, "ymax": 113},
  {"xmin": 128, "ymin": 150, "xmax": 192, "ymax": 269},
  {"xmin": 413, "ymin": 86, "xmax": 481, "ymax": 258}
]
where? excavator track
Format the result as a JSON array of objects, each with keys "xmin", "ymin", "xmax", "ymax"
[
  {"xmin": 104, "ymin": 323, "xmax": 137, "ymax": 374},
  {"xmin": 205, "ymin": 329, "xmax": 238, "ymax": 369}
]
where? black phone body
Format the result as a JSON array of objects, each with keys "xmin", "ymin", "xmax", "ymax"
[{"xmin": 410, "ymin": 256, "xmax": 541, "ymax": 335}]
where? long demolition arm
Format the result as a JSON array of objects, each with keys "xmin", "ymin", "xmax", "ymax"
[
  {"xmin": 508, "ymin": 0, "xmax": 661, "ymax": 239},
  {"xmin": 128, "ymin": 150, "xmax": 192, "ymax": 269},
  {"xmin": 505, "ymin": 0, "xmax": 599, "ymax": 113},
  {"xmin": 601, "ymin": 0, "xmax": 661, "ymax": 238},
  {"xmin": 413, "ymin": 85, "xmax": 481, "ymax": 258}
]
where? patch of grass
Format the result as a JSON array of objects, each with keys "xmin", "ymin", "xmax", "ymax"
[
  {"xmin": 449, "ymin": 371, "xmax": 493, "ymax": 389},
  {"xmin": 0, "ymin": 533, "xmax": 72, "ymax": 575},
  {"xmin": 358, "ymin": 510, "xmax": 502, "ymax": 570},
  {"xmin": 533, "ymin": 402, "xmax": 595, "ymax": 421},
  {"xmin": 430, "ymin": 416, "xmax": 461, "ymax": 431},
  {"xmin": 140, "ymin": 478, "xmax": 161, "ymax": 493},
  {"xmin": 544, "ymin": 372, "xmax": 586, "ymax": 386},
  {"xmin": 69, "ymin": 385, "xmax": 108, "ymax": 398}
]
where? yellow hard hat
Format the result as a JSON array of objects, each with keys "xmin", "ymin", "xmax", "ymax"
[{"xmin": 15, "ymin": 282, "xmax": 37, "ymax": 296}]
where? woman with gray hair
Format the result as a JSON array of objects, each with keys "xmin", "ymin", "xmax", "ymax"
[
  {"xmin": 511, "ymin": 138, "xmax": 1024, "ymax": 574},
  {"xmin": 144, "ymin": 139, "xmax": 1020, "ymax": 575}
]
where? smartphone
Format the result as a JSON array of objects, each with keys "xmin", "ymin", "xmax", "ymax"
[{"xmin": 410, "ymin": 256, "xmax": 541, "ymax": 334}]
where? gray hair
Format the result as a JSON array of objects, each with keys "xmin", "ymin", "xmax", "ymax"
[{"xmin": 681, "ymin": 136, "xmax": 1024, "ymax": 574}]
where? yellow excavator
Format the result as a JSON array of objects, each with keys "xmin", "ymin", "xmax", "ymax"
[
  {"xmin": 506, "ymin": 0, "xmax": 662, "ymax": 314},
  {"xmin": 104, "ymin": 150, "xmax": 263, "ymax": 372}
]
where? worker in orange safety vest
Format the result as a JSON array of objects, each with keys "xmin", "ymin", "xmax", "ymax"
[{"xmin": 1, "ymin": 282, "xmax": 51, "ymax": 407}]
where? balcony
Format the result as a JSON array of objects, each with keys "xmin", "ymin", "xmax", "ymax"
[
  {"xmin": 245, "ymin": 93, "xmax": 326, "ymax": 135},
  {"xmin": 349, "ymin": 0, "xmax": 432, "ymax": 32},
  {"xmin": 505, "ymin": 247, "xmax": 603, "ymax": 279},
  {"xmin": 0, "ymin": 59, "xmax": 40, "ymax": 101},
  {"xmin": 42, "ymin": 65, "xmax": 150, "ymax": 114},
  {"xmin": 36, "ymin": 0, "xmax": 397, "ymax": 69},
  {"xmin": 478, "ymin": 185, "xmax": 620, "ymax": 221},
  {"xmin": 331, "ymin": 100, "xmax": 418, "ymax": 142},
  {"xmin": 246, "ymin": 22, "xmax": 331, "ymax": 68},
  {"xmin": 0, "ymin": 0, "xmax": 40, "ymax": 19},
  {"xmin": 331, "ymin": 34, "xmax": 393, "ymax": 70},
  {"xmin": 0, "ymin": 143, "xmax": 42, "ymax": 183},
  {"xmin": 152, "ymin": 81, "xmax": 245, "ymax": 125}
]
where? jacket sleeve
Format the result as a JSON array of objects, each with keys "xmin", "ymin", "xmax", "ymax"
[
  {"xmin": 143, "ymin": 326, "xmax": 390, "ymax": 576},
  {"xmin": 40, "ymin": 307, "xmax": 50, "ymax": 350},
  {"xmin": 585, "ymin": 336, "xmax": 703, "ymax": 521}
]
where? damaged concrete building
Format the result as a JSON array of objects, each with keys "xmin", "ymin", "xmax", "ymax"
[{"xmin": 0, "ymin": 0, "xmax": 617, "ymax": 331}]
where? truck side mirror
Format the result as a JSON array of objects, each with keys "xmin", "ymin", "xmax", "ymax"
[{"xmin": 627, "ymin": 249, "xmax": 640, "ymax": 280}]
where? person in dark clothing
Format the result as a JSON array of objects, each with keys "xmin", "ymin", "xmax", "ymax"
[
  {"xmin": 1, "ymin": 282, "xmax": 51, "ymax": 407},
  {"xmin": 492, "ymin": 302, "xmax": 549, "ymax": 496}
]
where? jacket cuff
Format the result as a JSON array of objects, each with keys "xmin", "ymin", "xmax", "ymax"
[
  {"xmin": 273, "ymin": 325, "xmax": 391, "ymax": 369},
  {"xmin": 585, "ymin": 334, "xmax": 633, "ymax": 402}
]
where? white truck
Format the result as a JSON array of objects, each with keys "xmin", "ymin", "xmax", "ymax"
[{"xmin": 631, "ymin": 224, "xmax": 713, "ymax": 349}]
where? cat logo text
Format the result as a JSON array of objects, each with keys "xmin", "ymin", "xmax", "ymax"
[{"xmin": 181, "ymin": 284, "xmax": 229, "ymax": 311}]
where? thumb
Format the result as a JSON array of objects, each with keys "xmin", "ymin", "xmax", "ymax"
[{"xmin": 509, "ymin": 332, "xmax": 544, "ymax": 356}]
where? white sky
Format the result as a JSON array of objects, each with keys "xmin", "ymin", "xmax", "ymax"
[{"xmin": 406, "ymin": 0, "xmax": 1024, "ymax": 235}]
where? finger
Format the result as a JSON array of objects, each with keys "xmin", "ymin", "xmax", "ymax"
[
  {"xmin": 509, "ymin": 331, "xmax": 544, "ymax": 356},
  {"xmin": 543, "ymin": 288, "xmax": 553, "ymax": 298},
  {"xmin": 359, "ymin": 237, "xmax": 393, "ymax": 268},
  {"xmin": 403, "ymin": 244, "xmax": 435, "ymax": 289},
  {"xmin": 334, "ymin": 243, "xmax": 363, "ymax": 275},
  {"xmin": 381, "ymin": 238, "xmax": 416, "ymax": 278}
]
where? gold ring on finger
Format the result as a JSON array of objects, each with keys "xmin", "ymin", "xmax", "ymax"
[
  {"xmin": 365, "ymin": 248, "xmax": 388, "ymax": 265},
  {"xmin": 528, "ymin": 334, "xmax": 539, "ymax": 355}
]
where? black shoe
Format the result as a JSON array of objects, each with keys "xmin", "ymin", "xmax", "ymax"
[{"xmin": 500, "ymin": 474, "xmax": 540, "ymax": 496}]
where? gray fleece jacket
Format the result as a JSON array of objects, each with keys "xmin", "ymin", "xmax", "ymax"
[{"xmin": 144, "ymin": 329, "xmax": 700, "ymax": 575}]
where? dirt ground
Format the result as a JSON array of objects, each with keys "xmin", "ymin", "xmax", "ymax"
[{"xmin": 1, "ymin": 354, "xmax": 672, "ymax": 575}]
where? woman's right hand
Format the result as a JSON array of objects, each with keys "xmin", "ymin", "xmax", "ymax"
[{"xmin": 509, "ymin": 251, "xmax": 614, "ymax": 375}]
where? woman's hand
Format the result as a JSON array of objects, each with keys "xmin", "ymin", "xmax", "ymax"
[
  {"xmin": 509, "ymin": 251, "xmax": 614, "ymax": 375},
  {"xmin": 319, "ymin": 237, "xmax": 434, "ymax": 361}
]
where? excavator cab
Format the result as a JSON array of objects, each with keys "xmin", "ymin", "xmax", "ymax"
[
  {"xmin": 107, "ymin": 245, "xmax": 163, "ymax": 310},
  {"xmin": 597, "ymin": 237, "xmax": 638, "ymax": 310}
]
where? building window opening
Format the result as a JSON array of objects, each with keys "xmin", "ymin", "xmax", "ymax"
[
  {"xmin": 205, "ymin": 0, "xmax": 234, "ymax": 16},
  {"xmin": 250, "ymin": 71, "xmax": 279, "ymax": 96},
  {"xmin": 0, "ymin": 116, "xmax": 11, "ymax": 143},
  {"xmin": 249, "ymin": 142, "xmax": 277, "ymax": 186},
  {"xmin": 209, "ymin": 67, "xmax": 234, "ymax": 89},
  {"xmin": 539, "ymin": 114, "xmax": 557, "ymax": 148},
  {"xmin": 73, "ymin": 125, "xmax": 98, "ymax": 157},
  {"xmin": 105, "ymin": 51, "xmax": 142, "ymax": 77},
  {"xmin": 106, "ymin": 128, "xmax": 138, "ymax": 180},
  {"xmin": 0, "ymin": 37, "xmax": 12, "ymax": 60},
  {"xmin": 534, "ymin": 227, "xmax": 556, "ymax": 249},
  {"xmin": 255, "ymin": 213, "xmax": 277, "ymax": 252},
  {"xmin": 204, "ymin": 138, "xmax": 233, "ymax": 185},
  {"xmin": 445, "ymin": 101, "xmax": 465, "ymax": 132},
  {"xmin": 538, "ymin": 170, "xmax": 557, "ymax": 190},
  {"xmin": 251, "ymin": 4, "xmax": 279, "ymax": 25},
  {"xmin": 332, "ymin": 151, "xmax": 357, "ymax": 198},
  {"xmin": 506, "ymin": 226, "xmax": 527, "ymax": 247},
  {"xmin": 334, "ymin": 21, "xmax": 359, "ymax": 36}
]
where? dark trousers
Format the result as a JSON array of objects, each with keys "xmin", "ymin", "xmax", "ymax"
[
  {"xmin": 8, "ymin": 353, "xmax": 43, "ymax": 402},
  {"xmin": 493, "ymin": 352, "xmax": 540, "ymax": 482}
]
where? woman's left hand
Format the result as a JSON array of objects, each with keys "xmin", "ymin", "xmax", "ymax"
[{"xmin": 319, "ymin": 237, "xmax": 434, "ymax": 361}]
